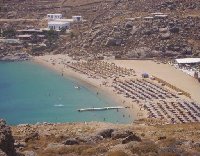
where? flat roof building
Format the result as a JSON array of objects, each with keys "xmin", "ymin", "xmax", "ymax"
[
  {"xmin": 154, "ymin": 14, "xmax": 168, "ymax": 19},
  {"xmin": 144, "ymin": 16, "xmax": 154, "ymax": 20},
  {"xmin": 48, "ymin": 21, "xmax": 70, "ymax": 31},
  {"xmin": 151, "ymin": 12, "xmax": 164, "ymax": 15},
  {"xmin": 47, "ymin": 14, "xmax": 62, "ymax": 20}
]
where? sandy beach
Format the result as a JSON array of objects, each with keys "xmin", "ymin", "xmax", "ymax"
[
  {"xmin": 33, "ymin": 55, "xmax": 142, "ymax": 121},
  {"xmin": 108, "ymin": 60, "xmax": 200, "ymax": 103},
  {"xmin": 33, "ymin": 55, "xmax": 200, "ymax": 123}
]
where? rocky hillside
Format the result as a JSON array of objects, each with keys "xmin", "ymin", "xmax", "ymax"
[
  {"xmin": 66, "ymin": 0, "xmax": 200, "ymax": 59},
  {"xmin": 0, "ymin": 119, "xmax": 200, "ymax": 156},
  {"xmin": 1, "ymin": 0, "xmax": 200, "ymax": 59}
]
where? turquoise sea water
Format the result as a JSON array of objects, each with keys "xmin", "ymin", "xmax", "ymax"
[{"xmin": 0, "ymin": 61, "xmax": 132, "ymax": 125}]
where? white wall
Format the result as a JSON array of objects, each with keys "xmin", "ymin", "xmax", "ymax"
[
  {"xmin": 47, "ymin": 14, "xmax": 62, "ymax": 20},
  {"xmin": 48, "ymin": 22, "xmax": 70, "ymax": 31}
]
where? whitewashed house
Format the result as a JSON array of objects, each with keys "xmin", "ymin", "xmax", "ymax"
[
  {"xmin": 47, "ymin": 14, "xmax": 62, "ymax": 20},
  {"xmin": 48, "ymin": 21, "xmax": 70, "ymax": 31},
  {"xmin": 72, "ymin": 16, "xmax": 83, "ymax": 22}
]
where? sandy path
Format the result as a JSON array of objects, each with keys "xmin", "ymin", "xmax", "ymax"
[{"xmin": 108, "ymin": 60, "xmax": 200, "ymax": 103}]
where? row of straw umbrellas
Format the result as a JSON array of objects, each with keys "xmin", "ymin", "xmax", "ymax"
[
  {"xmin": 145, "ymin": 100, "xmax": 200, "ymax": 123},
  {"xmin": 113, "ymin": 79, "xmax": 200, "ymax": 124},
  {"xmin": 70, "ymin": 61, "xmax": 135, "ymax": 78},
  {"xmin": 113, "ymin": 79, "xmax": 178, "ymax": 101}
]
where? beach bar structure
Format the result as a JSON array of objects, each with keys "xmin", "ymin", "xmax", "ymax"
[
  {"xmin": 47, "ymin": 14, "xmax": 62, "ymax": 21},
  {"xmin": 142, "ymin": 73, "xmax": 149, "ymax": 78},
  {"xmin": 48, "ymin": 21, "xmax": 70, "ymax": 31},
  {"xmin": 175, "ymin": 58, "xmax": 200, "ymax": 65}
]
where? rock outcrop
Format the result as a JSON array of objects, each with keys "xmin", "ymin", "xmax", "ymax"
[{"xmin": 0, "ymin": 119, "xmax": 16, "ymax": 156}]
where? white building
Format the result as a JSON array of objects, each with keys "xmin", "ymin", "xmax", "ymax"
[
  {"xmin": 48, "ymin": 21, "xmax": 70, "ymax": 31},
  {"xmin": 47, "ymin": 14, "xmax": 62, "ymax": 20},
  {"xmin": 154, "ymin": 14, "xmax": 168, "ymax": 19},
  {"xmin": 144, "ymin": 16, "xmax": 154, "ymax": 21},
  {"xmin": 151, "ymin": 12, "xmax": 164, "ymax": 15},
  {"xmin": 72, "ymin": 16, "xmax": 83, "ymax": 22},
  {"xmin": 54, "ymin": 19, "xmax": 74, "ymax": 23},
  {"xmin": 175, "ymin": 58, "xmax": 200, "ymax": 64}
]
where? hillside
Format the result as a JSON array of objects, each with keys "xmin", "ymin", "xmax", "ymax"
[
  {"xmin": 1, "ymin": 0, "xmax": 200, "ymax": 59},
  {"xmin": 0, "ymin": 119, "xmax": 200, "ymax": 156},
  {"xmin": 0, "ymin": 1, "xmax": 200, "ymax": 155}
]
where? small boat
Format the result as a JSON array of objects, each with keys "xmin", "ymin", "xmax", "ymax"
[
  {"xmin": 54, "ymin": 104, "xmax": 64, "ymax": 107},
  {"xmin": 74, "ymin": 85, "xmax": 80, "ymax": 89}
]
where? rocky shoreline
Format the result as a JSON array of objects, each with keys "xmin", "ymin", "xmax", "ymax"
[{"xmin": 0, "ymin": 52, "xmax": 31, "ymax": 61}]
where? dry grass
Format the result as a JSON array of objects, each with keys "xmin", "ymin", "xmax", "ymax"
[
  {"xmin": 130, "ymin": 140, "xmax": 158, "ymax": 155},
  {"xmin": 11, "ymin": 122, "xmax": 200, "ymax": 155},
  {"xmin": 107, "ymin": 150, "xmax": 129, "ymax": 156},
  {"xmin": 41, "ymin": 145, "xmax": 93, "ymax": 156}
]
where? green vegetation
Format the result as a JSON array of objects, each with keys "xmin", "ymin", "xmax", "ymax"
[{"xmin": 45, "ymin": 29, "xmax": 58, "ymax": 46}]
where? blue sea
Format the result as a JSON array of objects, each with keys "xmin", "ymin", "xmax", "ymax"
[{"xmin": 0, "ymin": 61, "xmax": 132, "ymax": 125}]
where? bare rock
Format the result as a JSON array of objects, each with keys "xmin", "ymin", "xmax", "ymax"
[
  {"xmin": 182, "ymin": 47, "xmax": 192, "ymax": 55},
  {"xmin": 23, "ymin": 151, "xmax": 37, "ymax": 156},
  {"xmin": 192, "ymin": 142, "xmax": 200, "ymax": 148},
  {"xmin": 105, "ymin": 37, "xmax": 122, "ymax": 46},
  {"xmin": 0, "ymin": 149, "xmax": 7, "ymax": 156},
  {"xmin": 97, "ymin": 129, "xmax": 115, "ymax": 138},
  {"xmin": 125, "ymin": 21, "xmax": 133, "ymax": 29},
  {"xmin": 62, "ymin": 138, "xmax": 79, "ymax": 145},
  {"xmin": 159, "ymin": 28, "xmax": 168, "ymax": 33},
  {"xmin": 169, "ymin": 27, "xmax": 180, "ymax": 33},
  {"xmin": 14, "ymin": 141, "xmax": 27, "ymax": 148},
  {"xmin": 81, "ymin": 135, "xmax": 103, "ymax": 144},
  {"xmin": 111, "ymin": 130, "xmax": 133, "ymax": 139},
  {"xmin": 160, "ymin": 33, "xmax": 171, "ymax": 40},
  {"xmin": 122, "ymin": 134, "xmax": 142, "ymax": 144},
  {"xmin": 24, "ymin": 132, "xmax": 39, "ymax": 142},
  {"xmin": 0, "ymin": 119, "xmax": 16, "ymax": 156},
  {"xmin": 130, "ymin": 26, "xmax": 138, "ymax": 35}
]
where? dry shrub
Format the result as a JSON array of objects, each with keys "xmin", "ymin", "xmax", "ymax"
[
  {"xmin": 158, "ymin": 152, "xmax": 182, "ymax": 156},
  {"xmin": 42, "ymin": 145, "xmax": 93, "ymax": 156},
  {"xmin": 130, "ymin": 140, "xmax": 158, "ymax": 155},
  {"xmin": 81, "ymin": 146, "xmax": 107, "ymax": 156},
  {"xmin": 158, "ymin": 138, "xmax": 181, "ymax": 147},
  {"xmin": 107, "ymin": 150, "xmax": 129, "ymax": 156}
]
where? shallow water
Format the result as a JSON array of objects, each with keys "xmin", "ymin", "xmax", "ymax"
[{"xmin": 0, "ymin": 61, "xmax": 132, "ymax": 125}]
